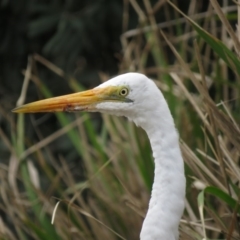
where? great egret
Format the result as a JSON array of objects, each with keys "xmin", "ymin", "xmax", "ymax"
[{"xmin": 13, "ymin": 73, "xmax": 185, "ymax": 240}]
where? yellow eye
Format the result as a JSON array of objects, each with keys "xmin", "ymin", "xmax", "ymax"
[{"xmin": 119, "ymin": 87, "xmax": 129, "ymax": 97}]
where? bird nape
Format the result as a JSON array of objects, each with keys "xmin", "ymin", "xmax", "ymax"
[{"xmin": 13, "ymin": 73, "xmax": 185, "ymax": 240}]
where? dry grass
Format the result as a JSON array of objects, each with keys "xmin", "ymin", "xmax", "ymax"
[{"xmin": 1, "ymin": 1, "xmax": 240, "ymax": 240}]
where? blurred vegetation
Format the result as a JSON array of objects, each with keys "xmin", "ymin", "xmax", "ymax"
[{"xmin": 1, "ymin": 0, "xmax": 240, "ymax": 240}]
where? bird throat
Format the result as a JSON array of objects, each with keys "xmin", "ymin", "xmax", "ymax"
[{"xmin": 139, "ymin": 111, "xmax": 185, "ymax": 240}]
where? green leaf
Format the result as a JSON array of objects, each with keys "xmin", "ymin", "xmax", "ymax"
[
  {"xmin": 191, "ymin": 24, "xmax": 240, "ymax": 76},
  {"xmin": 198, "ymin": 189, "xmax": 205, "ymax": 209},
  {"xmin": 197, "ymin": 190, "xmax": 206, "ymax": 238},
  {"xmin": 29, "ymin": 14, "xmax": 60, "ymax": 37},
  {"xmin": 204, "ymin": 186, "xmax": 240, "ymax": 214},
  {"xmin": 168, "ymin": 1, "xmax": 240, "ymax": 76},
  {"xmin": 25, "ymin": 219, "xmax": 60, "ymax": 240}
]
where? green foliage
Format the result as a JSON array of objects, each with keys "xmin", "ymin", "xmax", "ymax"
[{"xmin": 203, "ymin": 187, "xmax": 240, "ymax": 215}]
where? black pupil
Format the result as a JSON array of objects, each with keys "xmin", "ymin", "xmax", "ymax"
[{"xmin": 121, "ymin": 89, "xmax": 126, "ymax": 95}]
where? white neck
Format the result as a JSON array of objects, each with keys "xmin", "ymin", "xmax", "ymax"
[{"xmin": 136, "ymin": 100, "xmax": 185, "ymax": 240}]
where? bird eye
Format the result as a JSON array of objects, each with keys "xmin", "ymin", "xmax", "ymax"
[{"xmin": 119, "ymin": 87, "xmax": 129, "ymax": 97}]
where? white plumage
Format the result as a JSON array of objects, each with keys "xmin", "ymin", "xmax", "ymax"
[
  {"xmin": 13, "ymin": 73, "xmax": 186, "ymax": 240},
  {"xmin": 96, "ymin": 73, "xmax": 185, "ymax": 239}
]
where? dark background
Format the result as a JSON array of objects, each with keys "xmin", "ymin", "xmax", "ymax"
[
  {"xmin": 1, "ymin": 0, "xmax": 124, "ymax": 105},
  {"xmin": 0, "ymin": 0, "xmax": 198, "ymax": 108}
]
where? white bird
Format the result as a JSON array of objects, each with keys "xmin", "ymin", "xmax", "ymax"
[{"xmin": 13, "ymin": 73, "xmax": 186, "ymax": 240}]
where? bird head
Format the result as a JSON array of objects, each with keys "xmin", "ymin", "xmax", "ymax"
[{"xmin": 12, "ymin": 73, "xmax": 163, "ymax": 125}]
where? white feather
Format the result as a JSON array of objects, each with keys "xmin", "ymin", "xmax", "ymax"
[{"xmin": 96, "ymin": 73, "xmax": 185, "ymax": 240}]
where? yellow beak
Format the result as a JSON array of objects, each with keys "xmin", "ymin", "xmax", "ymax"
[
  {"xmin": 12, "ymin": 86, "xmax": 131, "ymax": 113},
  {"xmin": 12, "ymin": 88, "xmax": 107, "ymax": 113}
]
